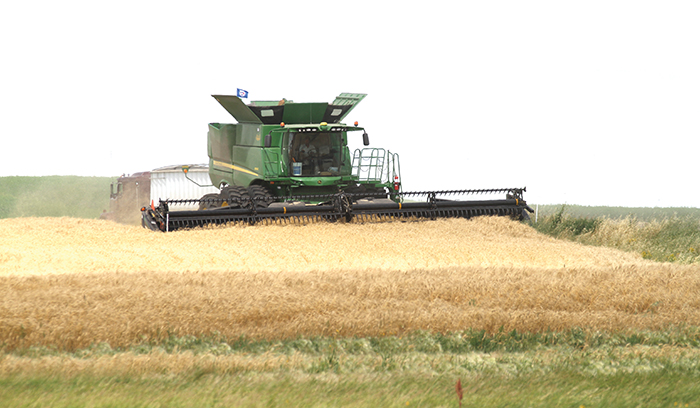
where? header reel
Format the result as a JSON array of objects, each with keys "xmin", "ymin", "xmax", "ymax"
[{"xmin": 142, "ymin": 188, "xmax": 533, "ymax": 232}]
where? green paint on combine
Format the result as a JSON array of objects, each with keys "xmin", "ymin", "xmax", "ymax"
[{"xmin": 205, "ymin": 92, "xmax": 395, "ymax": 202}]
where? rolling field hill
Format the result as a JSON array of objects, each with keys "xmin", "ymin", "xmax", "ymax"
[
  {"xmin": 5, "ymin": 216, "xmax": 697, "ymax": 352},
  {"xmin": 0, "ymin": 176, "xmax": 114, "ymax": 219},
  {"xmin": 534, "ymin": 203, "xmax": 700, "ymax": 221}
]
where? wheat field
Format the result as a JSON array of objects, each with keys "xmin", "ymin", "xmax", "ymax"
[{"xmin": 1, "ymin": 216, "xmax": 699, "ymax": 351}]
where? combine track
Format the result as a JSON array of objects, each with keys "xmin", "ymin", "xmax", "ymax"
[{"xmin": 142, "ymin": 188, "xmax": 533, "ymax": 231}]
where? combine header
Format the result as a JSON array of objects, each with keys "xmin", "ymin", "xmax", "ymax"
[{"xmin": 142, "ymin": 93, "xmax": 533, "ymax": 231}]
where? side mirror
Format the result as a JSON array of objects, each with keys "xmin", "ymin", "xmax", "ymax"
[
  {"xmin": 264, "ymin": 133, "xmax": 272, "ymax": 147},
  {"xmin": 362, "ymin": 131, "xmax": 370, "ymax": 146}
]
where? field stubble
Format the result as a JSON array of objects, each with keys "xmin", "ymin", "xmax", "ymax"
[{"xmin": 1, "ymin": 216, "xmax": 699, "ymax": 352}]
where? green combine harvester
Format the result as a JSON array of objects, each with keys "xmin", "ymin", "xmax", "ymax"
[{"xmin": 142, "ymin": 93, "xmax": 533, "ymax": 231}]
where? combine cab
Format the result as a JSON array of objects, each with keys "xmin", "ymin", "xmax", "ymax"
[{"xmin": 142, "ymin": 93, "xmax": 533, "ymax": 231}]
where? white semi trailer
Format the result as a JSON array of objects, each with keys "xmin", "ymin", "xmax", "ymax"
[{"xmin": 101, "ymin": 164, "xmax": 219, "ymax": 224}]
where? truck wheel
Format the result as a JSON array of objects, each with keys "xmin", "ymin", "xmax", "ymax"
[
  {"xmin": 248, "ymin": 185, "xmax": 274, "ymax": 208},
  {"xmin": 198, "ymin": 193, "xmax": 222, "ymax": 211},
  {"xmin": 222, "ymin": 186, "xmax": 251, "ymax": 208}
]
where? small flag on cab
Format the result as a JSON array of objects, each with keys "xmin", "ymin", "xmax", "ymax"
[{"xmin": 237, "ymin": 88, "xmax": 249, "ymax": 98}]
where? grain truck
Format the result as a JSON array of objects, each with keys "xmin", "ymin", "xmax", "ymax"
[
  {"xmin": 142, "ymin": 93, "xmax": 533, "ymax": 231},
  {"xmin": 102, "ymin": 164, "xmax": 219, "ymax": 224}
]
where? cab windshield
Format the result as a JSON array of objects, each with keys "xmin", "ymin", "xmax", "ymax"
[{"xmin": 288, "ymin": 132, "xmax": 343, "ymax": 176}]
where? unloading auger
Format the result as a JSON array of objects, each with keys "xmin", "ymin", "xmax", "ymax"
[
  {"xmin": 142, "ymin": 188, "xmax": 532, "ymax": 232},
  {"xmin": 140, "ymin": 92, "xmax": 534, "ymax": 232}
]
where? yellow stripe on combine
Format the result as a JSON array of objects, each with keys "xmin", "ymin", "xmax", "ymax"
[{"xmin": 213, "ymin": 160, "xmax": 259, "ymax": 177}]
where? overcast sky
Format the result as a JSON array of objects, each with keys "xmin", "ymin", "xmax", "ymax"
[{"xmin": 1, "ymin": 1, "xmax": 698, "ymax": 207}]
